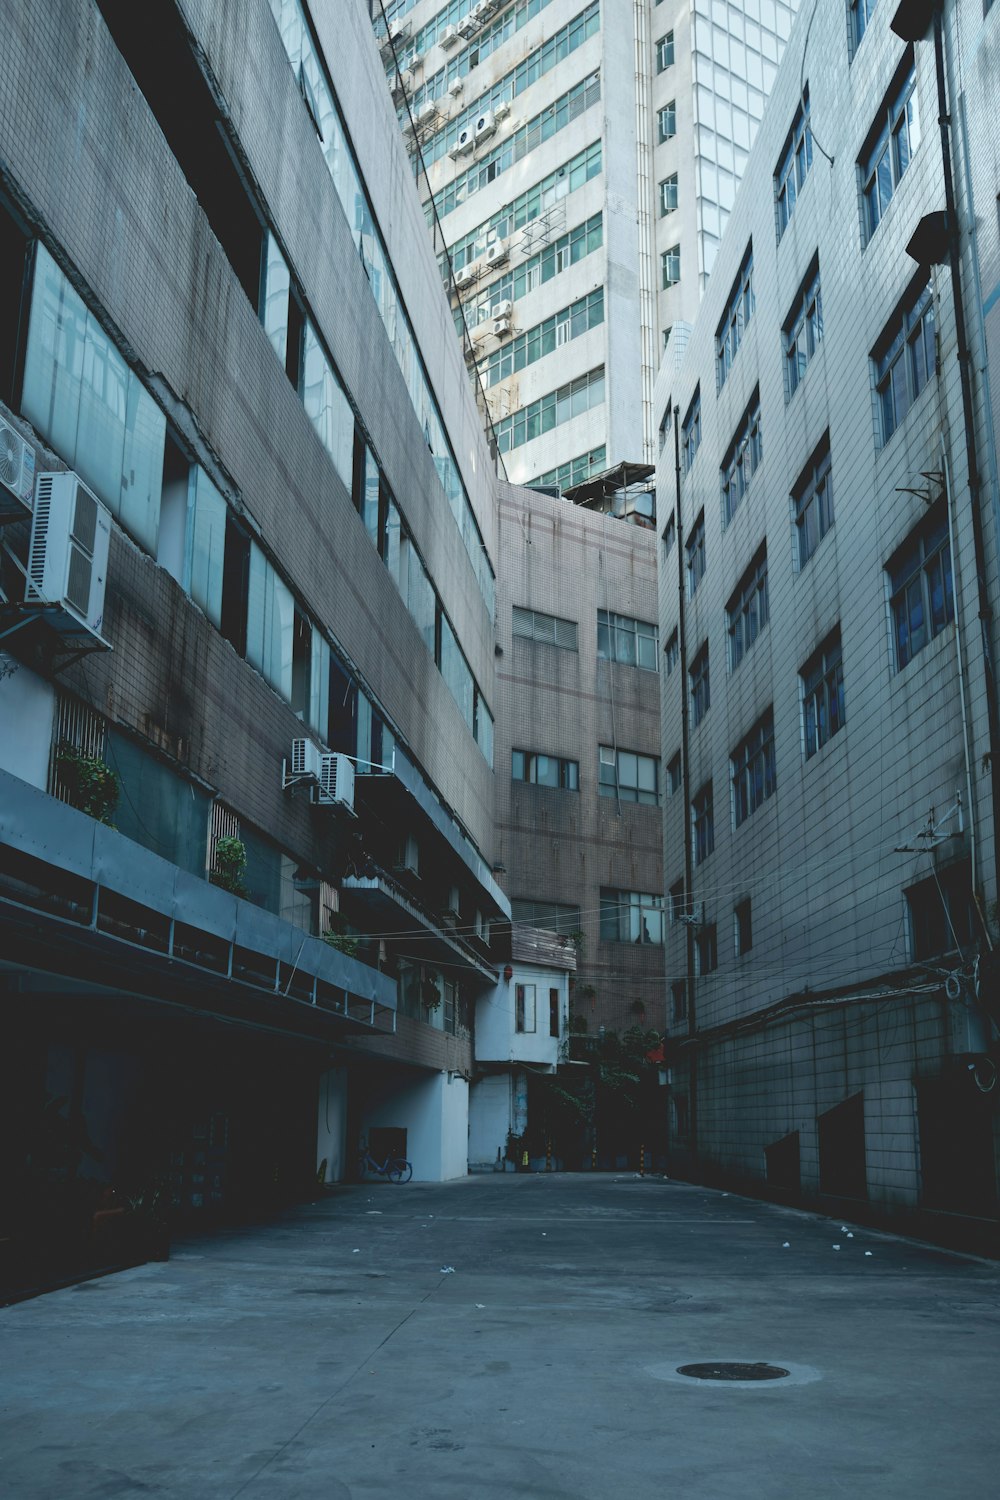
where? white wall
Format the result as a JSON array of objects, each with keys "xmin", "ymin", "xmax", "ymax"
[
  {"xmin": 475, "ymin": 965, "xmax": 567, "ymax": 1068},
  {"xmin": 359, "ymin": 1068, "xmax": 469, "ymax": 1181},
  {"xmin": 0, "ymin": 660, "xmax": 54, "ymax": 789},
  {"xmin": 316, "ymin": 1066, "xmax": 349, "ymax": 1183},
  {"xmin": 468, "ymin": 1072, "xmax": 511, "ymax": 1166}
]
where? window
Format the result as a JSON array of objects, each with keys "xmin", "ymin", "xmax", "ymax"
[
  {"xmin": 667, "ymin": 752, "xmax": 682, "ymax": 795},
  {"xmin": 734, "ymin": 899, "xmax": 752, "ymax": 956},
  {"xmin": 775, "ymin": 90, "xmax": 813, "ymax": 239},
  {"xmin": 529, "ymin": 442, "xmax": 606, "ymax": 493},
  {"xmin": 692, "ymin": 783, "xmax": 714, "ymax": 866},
  {"xmin": 663, "ymin": 325, "xmax": 673, "ymax": 352},
  {"xmin": 861, "ymin": 55, "xmax": 920, "ymax": 244},
  {"xmin": 549, "ymin": 988, "xmax": 560, "ymax": 1038},
  {"xmin": 597, "ymin": 610, "xmax": 658, "ymax": 669},
  {"xmin": 690, "ymin": 644, "xmax": 710, "ymax": 728},
  {"xmin": 495, "ymin": 365, "xmax": 605, "ymax": 454},
  {"xmin": 695, "ymin": 924, "xmax": 718, "ymax": 976},
  {"xmin": 727, "ymin": 546, "xmax": 769, "ymax": 671},
  {"xmin": 850, "ymin": 0, "xmax": 878, "ymax": 54},
  {"xmin": 662, "ymin": 511, "xmax": 676, "ymax": 557},
  {"xmin": 600, "ymin": 889, "xmax": 665, "ymax": 944},
  {"xmin": 515, "ymin": 982, "xmax": 537, "ymax": 1033},
  {"xmin": 513, "ymin": 606, "xmax": 578, "ymax": 650},
  {"xmin": 656, "ymin": 32, "xmax": 674, "ymax": 71},
  {"xmin": 658, "ymin": 101, "xmax": 677, "ymax": 142},
  {"xmin": 484, "ymin": 287, "xmax": 604, "ymax": 387},
  {"xmin": 905, "ymin": 860, "xmax": 974, "ymax": 959},
  {"xmin": 802, "ymin": 630, "xmax": 845, "ymax": 757},
  {"xmin": 686, "ymin": 510, "xmax": 706, "ymax": 596},
  {"xmin": 661, "ymin": 243, "xmax": 680, "ymax": 287},
  {"xmin": 874, "ymin": 275, "xmax": 936, "ymax": 445},
  {"xmin": 670, "ymin": 980, "xmax": 688, "ymax": 1022},
  {"xmin": 682, "ymin": 390, "xmax": 701, "ymax": 470},
  {"xmin": 721, "ymin": 391, "xmax": 762, "ymax": 524},
  {"xmin": 716, "ymin": 244, "xmax": 754, "ymax": 390},
  {"xmin": 599, "ymin": 746, "xmax": 660, "ymax": 805},
  {"xmin": 888, "ymin": 503, "xmax": 954, "ymax": 670},
  {"xmin": 513, "ymin": 749, "xmax": 579, "ymax": 789},
  {"xmin": 664, "ymin": 629, "xmax": 679, "ymax": 674},
  {"xmin": 731, "ymin": 711, "xmax": 776, "ymax": 827},
  {"xmin": 784, "ymin": 258, "xmax": 823, "ymax": 400},
  {"xmin": 669, "ymin": 879, "xmax": 687, "ymax": 922},
  {"xmin": 511, "ymin": 898, "xmax": 582, "ymax": 936},
  {"xmin": 794, "ymin": 437, "xmax": 834, "ymax": 569},
  {"xmin": 659, "ymin": 174, "xmax": 678, "ymax": 216}
]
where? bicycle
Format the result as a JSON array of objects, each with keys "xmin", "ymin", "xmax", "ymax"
[{"xmin": 357, "ymin": 1147, "xmax": 412, "ymax": 1183}]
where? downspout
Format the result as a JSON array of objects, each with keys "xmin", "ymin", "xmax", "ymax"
[
  {"xmin": 932, "ymin": 7, "xmax": 1000, "ymax": 907},
  {"xmin": 674, "ymin": 406, "xmax": 697, "ymax": 1168}
]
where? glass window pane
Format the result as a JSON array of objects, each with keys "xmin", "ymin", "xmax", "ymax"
[
  {"xmin": 185, "ymin": 467, "xmax": 227, "ymax": 628},
  {"xmin": 120, "ymin": 374, "xmax": 166, "ymax": 554}
]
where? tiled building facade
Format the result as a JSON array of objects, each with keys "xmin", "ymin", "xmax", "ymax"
[{"xmin": 655, "ymin": 0, "xmax": 1000, "ymax": 1244}]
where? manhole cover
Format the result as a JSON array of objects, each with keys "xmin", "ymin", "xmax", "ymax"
[{"xmin": 677, "ymin": 1362, "xmax": 789, "ymax": 1381}]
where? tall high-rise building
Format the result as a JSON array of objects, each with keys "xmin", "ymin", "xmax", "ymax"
[{"xmin": 373, "ymin": 0, "xmax": 798, "ymax": 487}]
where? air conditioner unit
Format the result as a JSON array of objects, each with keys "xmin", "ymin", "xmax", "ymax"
[
  {"xmin": 448, "ymin": 76, "xmax": 465, "ymax": 97},
  {"xmin": 453, "ymin": 126, "xmax": 476, "ymax": 155},
  {"xmin": 492, "ymin": 314, "xmax": 512, "ymax": 337},
  {"xmin": 455, "ymin": 264, "xmax": 478, "ymax": 288},
  {"xmin": 493, "ymin": 299, "xmax": 513, "ymax": 318},
  {"xmin": 493, "ymin": 98, "xmax": 511, "ymax": 121},
  {"xmin": 25, "ymin": 471, "xmax": 110, "ymax": 642},
  {"xmin": 457, "ymin": 15, "xmax": 479, "ymax": 39},
  {"xmin": 485, "ymin": 239, "xmax": 508, "ymax": 267},
  {"xmin": 408, "ymin": 50, "xmax": 425, "ymax": 72},
  {"xmin": 474, "ymin": 110, "xmax": 497, "ymax": 142},
  {"xmin": 316, "ymin": 752, "xmax": 355, "ymax": 810},
  {"xmin": 440, "ymin": 24, "xmax": 461, "ymax": 49},
  {"xmin": 472, "ymin": 0, "xmax": 492, "ymax": 24},
  {"xmin": 415, "ymin": 99, "xmax": 438, "ymax": 126},
  {"xmin": 289, "ymin": 738, "xmax": 323, "ymax": 783},
  {"xmin": 0, "ymin": 415, "xmax": 35, "ymax": 522}
]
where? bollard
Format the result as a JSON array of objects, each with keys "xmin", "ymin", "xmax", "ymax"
[
  {"xmin": 639, "ymin": 1143, "xmax": 645, "ymax": 1177},
  {"xmin": 546, "ymin": 1138, "xmax": 553, "ymax": 1172}
]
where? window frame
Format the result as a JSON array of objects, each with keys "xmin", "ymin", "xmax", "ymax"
[
  {"xmin": 888, "ymin": 503, "xmax": 954, "ymax": 671},
  {"xmin": 657, "ymin": 100, "xmax": 677, "ymax": 142},
  {"xmin": 784, "ymin": 256, "xmax": 823, "ymax": 401},
  {"xmin": 599, "ymin": 745, "xmax": 660, "ymax": 806},
  {"xmin": 692, "ymin": 782, "xmax": 714, "ymax": 866},
  {"xmin": 597, "ymin": 609, "xmax": 659, "ymax": 671},
  {"xmin": 793, "ymin": 437, "xmax": 834, "ymax": 570},
  {"xmin": 873, "ymin": 274, "xmax": 936, "ymax": 447},
  {"xmin": 727, "ymin": 545, "xmax": 769, "ymax": 672},
  {"xmin": 731, "ymin": 710, "xmax": 776, "ymax": 828},
  {"xmin": 512, "ymin": 605, "xmax": 578, "ymax": 650},
  {"xmin": 599, "ymin": 888, "xmax": 666, "ymax": 945},
  {"xmin": 801, "ymin": 629, "xmax": 845, "ymax": 757},
  {"xmin": 689, "ymin": 643, "xmax": 710, "ymax": 729},
  {"xmin": 512, "ymin": 748, "xmax": 580, "ymax": 789},
  {"xmin": 775, "ymin": 89, "xmax": 813, "ymax": 240},
  {"xmin": 656, "ymin": 31, "xmax": 675, "ymax": 72},
  {"xmin": 659, "ymin": 173, "xmax": 678, "ymax": 216},
  {"xmin": 721, "ymin": 389, "xmax": 762, "ymax": 525},
  {"xmin": 686, "ymin": 510, "xmax": 706, "ymax": 596},
  {"xmin": 860, "ymin": 53, "xmax": 920, "ymax": 245},
  {"xmin": 715, "ymin": 243, "xmax": 755, "ymax": 391}
]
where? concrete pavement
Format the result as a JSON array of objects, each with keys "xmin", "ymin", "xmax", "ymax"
[{"xmin": 2, "ymin": 1173, "xmax": 999, "ymax": 1498}]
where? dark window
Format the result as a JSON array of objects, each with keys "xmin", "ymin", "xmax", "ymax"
[
  {"xmin": 860, "ymin": 52, "xmax": 920, "ymax": 243},
  {"xmin": 731, "ymin": 711, "xmax": 776, "ymax": 827},
  {"xmin": 687, "ymin": 511, "xmax": 706, "ymax": 595},
  {"xmin": 721, "ymin": 390, "xmax": 762, "ymax": 524},
  {"xmin": 692, "ymin": 783, "xmax": 714, "ymax": 865},
  {"xmin": 735, "ymin": 898, "xmax": 752, "ymax": 955},
  {"xmin": 794, "ymin": 436, "xmax": 834, "ymax": 569},
  {"xmin": 695, "ymin": 923, "xmax": 717, "ymax": 975},
  {"xmin": 549, "ymin": 988, "xmax": 560, "ymax": 1037},
  {"xmin": 682, "ymin": 388, "xmax": 701, "ymax": 469},
  {"xmin": 690, "ymin": 644, "xmax": 710, "ymax": 728},
  {"xmin": 716, "ymin": 244, "xmax": 754, "ymax": 389},
  {"xmin": 671, "ymin": 980, "xmax": 687, "ymax": 1022},
  {"xmin": 512, "ymin": 749, "xmax": 579, "ymax": 789},
  {"xmin": 784, "ymin": 257, "xmax": 823, "ymax": 400},
  {"xmin": 905, "ymin": 861, "xmax": 975, "ymax": 959},
  {"xmin": 802, "ymin": 630, "xmax": 845, "ymax": 756},
  {"xmin": 888, "ymin": 503, "xmax": 954, "ymax": 670},
  {"xmin": 874, "ymin": 274, "xmax": 935, "ymax": 444},
  {"xmin": 0, "ymin": 194, "xmax": 29, "ymax": 405},
  {"xmin": 775, "ymin": 90, "xmax": 812, "ymax": 239},
  {"xmin": 95, "ymin": 0, "xmax": 265, "ymax": 305},
  {"xmin": 727, "ymin": 545, "xmax": 769, "ymax": 670},
  {"xmin": 818, "ymin": 1093, "xmax": 867, "ymax": 1200},
  {"xmin": 220, "ymin": 515, "xmax": 251, "ymax": 656}
]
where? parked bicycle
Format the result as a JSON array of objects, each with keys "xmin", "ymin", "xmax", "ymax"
[{"xmin": 357, "ymin": 1146, "xmax": 412, "ymax": 1183}]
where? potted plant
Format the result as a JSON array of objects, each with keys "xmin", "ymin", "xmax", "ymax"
[
  {"xmin": 55, "ymin": 741, "xmax": 119, "ymax": 825},
  {"xmin": 123, "ymin": 1179, "xmax": 171, "ymax": 1263},
  {"xmin": 422, "ymin": 971, "xmax": 442, "ymax": 1011},
  {"xmin": 210, "ymin": 836, "xmax": 248, "ymax": 897}
]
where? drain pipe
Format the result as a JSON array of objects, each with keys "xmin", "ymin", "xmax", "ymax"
[
  {"xmin": 673, "ymin": 406, "xmax": 697, "ymax": 1169},
  {"xmin": 931, "ymin": 5, "xmax": 1000, "ymax": 904}
]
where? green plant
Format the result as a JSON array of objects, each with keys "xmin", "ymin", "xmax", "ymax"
[
  {"xmin": 324, "ymin": 911, "xmax": 360, "ymax": 958},
  {"xmin": 568, "ymin": 1014, "xmax": 589, "ymax": 1035},
  {"xmin": 55, "ymin": 742, "xmax": 119, "ymax": 825},
  {"xmin": 210, "ymin": 836, "xmax": 248, "ymax": 897}
]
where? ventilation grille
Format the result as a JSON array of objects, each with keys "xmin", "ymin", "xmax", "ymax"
[{"xmin": 28, "ymin": 477, "xmax": 53, "ymax": 594}]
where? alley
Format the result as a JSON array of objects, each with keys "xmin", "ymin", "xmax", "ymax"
[{"xmin": 2, "ymin": 1173, "xmax": 999, "ymax": 1499}]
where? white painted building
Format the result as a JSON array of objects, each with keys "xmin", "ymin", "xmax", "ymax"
[
  {"xmin": 374, "ymin": 0, "xmax": 798, "ymax": 487},
  {"xmin": 654, "ymin": 0, "xmax": 1000, "ymax": 1245}
]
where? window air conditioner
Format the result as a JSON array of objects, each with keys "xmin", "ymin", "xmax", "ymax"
[
  {"xmin": 493, "ymin": 299, "xmax": 513, "ymax": 319},
  {"xmin": 25, "ymin": 471, "xmax": 110, "ymax": 643},
  {"xmin": 448, "ymin": 76, "xmax": 465, "ymax": 97},
  {"xmin": 450, "ymin": 126, "xmax": 476, "ymax": 157},
  {"xmin": 440, "ymin": 24, "xmax": 461, "ymax": 49},
  {"xmin": 0, "ymin": 415, "xmax": 35, "ymax": 522},
  {"xmin": 457, "ymin": 15, "xmax": 479, "ymax": 39},
  {"xmin": 492, "ymin": 314, "xmax": 512, "ymax": 337},
  {"xmin": 493, "ymin": 98, "xmax": 511, "ymax": 121},
  {"xmin": 408, "ymin": 50, "xmax": 425, "ymax": 72},
  {"xmin": 416, "ymin": 99, "xmax": 438, "ymax": 124},
  {"xmin": 474, "ymin": 110, "xmax": 497, "ymax": 142},
  {"xmin": 316, "ymin": 752, "xmax": 355, "ymax": 810},
  {"xmin": 472, "ymin": 1, "xmax": 493, "ymax": 24},
  {"xmin": 455, "ymin": 264, "xmax": 478, "ymax": 288},
  {"xmin": 485, "ymin": 239, "xmax": 508, "ymax": 267},
  {"xmin": 289, "ymin": 738, "xmax": 323, "ymax": 783}
]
